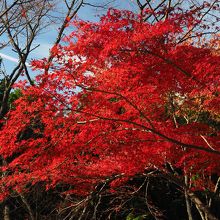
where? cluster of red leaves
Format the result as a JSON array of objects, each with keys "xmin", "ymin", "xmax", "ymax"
[{"xmin": 0, "ymin": 9, "xmax": 219, "ymax": 198}]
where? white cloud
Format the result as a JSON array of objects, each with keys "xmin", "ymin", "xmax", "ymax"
[{"xmin": 0, "ymin": 52, "xmax": 31, "ymax": 67}]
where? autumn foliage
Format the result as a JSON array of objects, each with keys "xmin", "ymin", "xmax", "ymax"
[{"xmin": 0, "ymin": 8, "xmax": 219, "ymax": 208}]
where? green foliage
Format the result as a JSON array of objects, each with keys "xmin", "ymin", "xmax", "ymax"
[
  {"xmin": 126, "ymin": 213, "xmax": 148, "ymax": 220},
  {"xmin": 109, "ymin": 97, "xmax": 119, "ymax": 102},
  {"xmin": 0, "ymin": 79, "xmax": 22, "ymax": 110},
  {"xmin": 191, "ymin": 173, "xmax": 200, "ymax": 181},
  {"xmin": 8, "ymin": 89, "xmax": 22, "ymax": 107}
]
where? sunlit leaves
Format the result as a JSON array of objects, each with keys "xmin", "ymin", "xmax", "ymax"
[{"xmin": 0, "ymin": 8, "xmax": 219, "ymax": 199}]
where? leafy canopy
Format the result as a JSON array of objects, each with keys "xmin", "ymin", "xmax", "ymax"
[{"xmin": 0, "ymin": 8, "xmax": 219, "ymax": 198}]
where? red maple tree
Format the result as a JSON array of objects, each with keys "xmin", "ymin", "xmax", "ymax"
[{"xmin": 0, "ymin": 8, "xmax": 219, "ymax": 217}]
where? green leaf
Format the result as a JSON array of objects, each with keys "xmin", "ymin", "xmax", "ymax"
[{"xmin": 126, "ymin": 213, "xmax": 134, "ymax": 220}]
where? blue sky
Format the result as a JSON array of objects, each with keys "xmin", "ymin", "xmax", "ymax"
[
  {"xmin": 0, "ymin": 1, "xmax": 138, "ymax": 76},
  {"xmin": 1, "ymin": 0, "xmax": 219, "ymax": 78}
]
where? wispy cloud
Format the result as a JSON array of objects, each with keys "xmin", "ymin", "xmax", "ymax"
[{"xmin": 0, "ymin": 52, "xmax": 31, "ymax": 67}]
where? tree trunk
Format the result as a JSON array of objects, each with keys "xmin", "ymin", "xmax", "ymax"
[
  {"xmin": 20, "ymin": 193, "xmax": 35, "ymax": 220},
  {"xmin": 3, "ymin": 205, "xmax": 10, "ymax": 220},
  {"xmin": 0, "ymin": 87, "xmax": 10, "ymax": 119},
  {"xmin": 184, "ymin": 174, "xmax": 193, "ymax": 220},
  {"xmin": 188, "ymin": 191, "xmax": 218, "ymax": 220}
]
